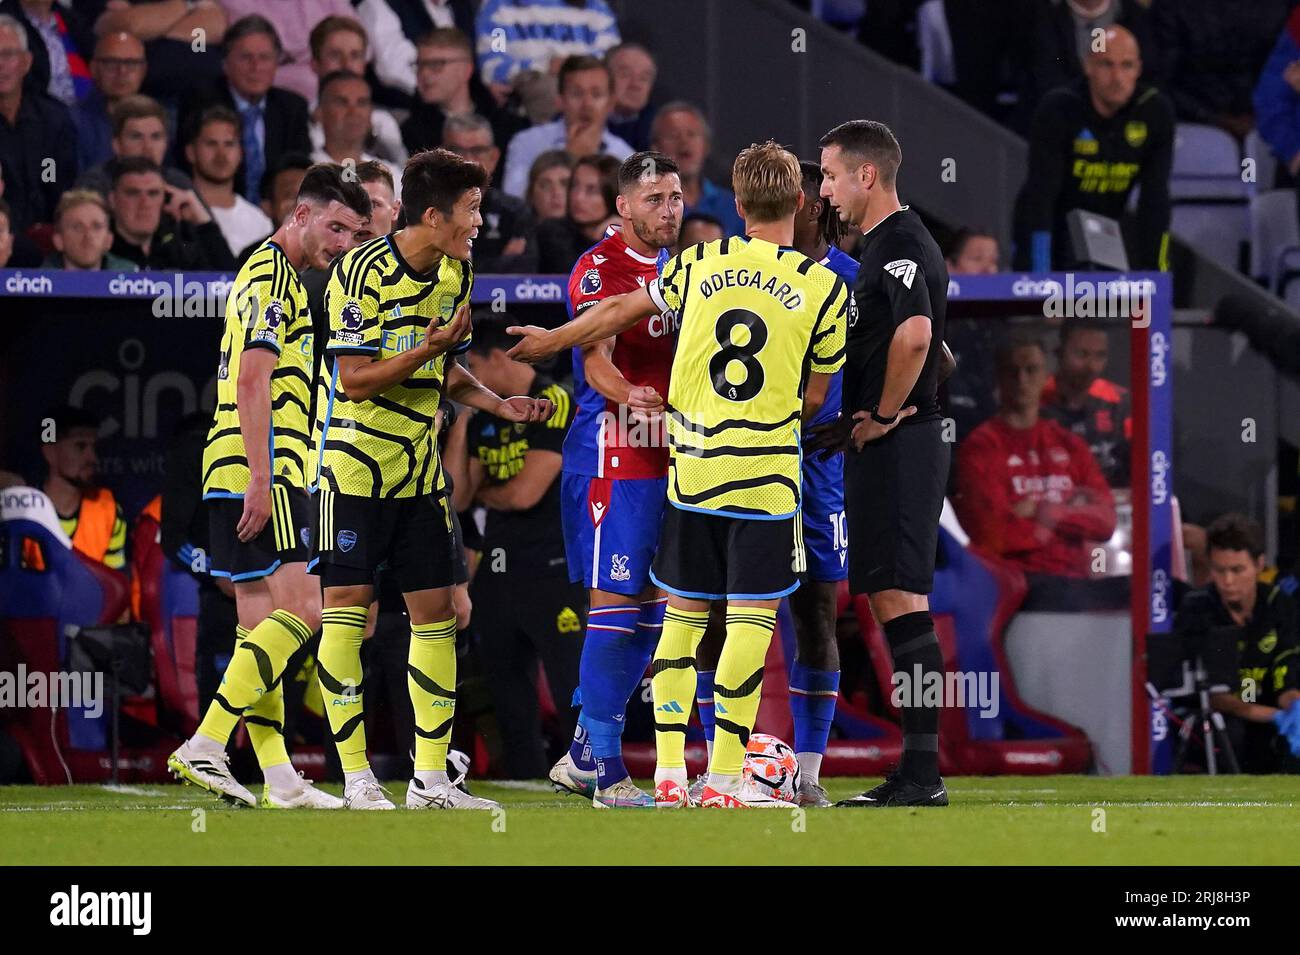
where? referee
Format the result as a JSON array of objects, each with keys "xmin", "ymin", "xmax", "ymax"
[{"xmin": 814, "ymin": 120, "xmax": 950, "ymax": 807}]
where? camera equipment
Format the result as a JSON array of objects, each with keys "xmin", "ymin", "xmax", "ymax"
[
  {"xmin": 67, "ymin": 623, "xmax": 152, "ymax": 785},
  {"xmin": 1146, "ymin": 626, "xmax": 1241, "ymax": 774}
]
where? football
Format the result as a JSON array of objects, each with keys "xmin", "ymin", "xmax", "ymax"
[{"xmin": 743, "ymin": 733, "xmax": 802, "ymax": 802}]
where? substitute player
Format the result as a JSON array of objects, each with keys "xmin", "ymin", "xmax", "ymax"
[
  {"xmin": 169, "ymin": 163, "xmax": 372, "ymax": 809},
  {"xmin": 510, "ymin": 141, "xmax": 848, "ymax": 809},
  {"xmin": 312, "ymin": 149, "xmax": 554, "ymax": 811},
  {"xmin": 547, "ymin": 150, "xmax": 683, "ymax": 809},
  {"xmin": 814, "ymin": 119, "xmax": 951, "ymax": 807}
]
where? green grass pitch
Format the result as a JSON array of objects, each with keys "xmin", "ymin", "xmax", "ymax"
[{"xmin": 2, "ymin": 776, "xmax": 1298, "ymax": 865}]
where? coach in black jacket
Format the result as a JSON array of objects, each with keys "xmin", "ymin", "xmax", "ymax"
[{"xmin": 178, "ymin": 14, "xmax": 311, "ymax": 205}]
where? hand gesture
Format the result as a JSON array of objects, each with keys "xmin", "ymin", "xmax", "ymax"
[
  {"xmin": 505, "ymin": 324, "xmax": 554, "ymax": 363},
  {"xmin": 626, "ymin": 384, "xmax": 664, "ymax": 419},
  {"xmin": 496, "ymin": 395, "xmax": 555, "ymax": 423},
  {"xmin": 803, "ymin": 416, "xmax": 853, "ymax": 458},
  {"xmin": 424, "ymin": 303, "xmax": 470, "ymax": 358},
  {"xmin": 850, "ymin": 406, "xmax": 916, "ymax": 450}
]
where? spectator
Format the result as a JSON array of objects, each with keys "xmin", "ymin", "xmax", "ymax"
[
  {"xmin": 954, "ymin": 333, "xmax": 1116, "ymax": 578},
  {"xmin": 352, "ymin": 0, "xmax": 470, "ymax": 98},
  {"xmin": 236, "ymin": 150, "xmax": 314, "ymax": 262},
  {"xmin": 72, "ymin": 31, "xmax": 146, "ymax": 171},
  {"xmin": 1254, "ymin": 7, "xmax": 1300, "ymax": 184},
  {"xmin": 93, "ymin": 0, "xmax": 226, "ymax": 104},
  {"xmin": 401, "ymin": 27, "xmax": 523, "ymax": 172},
  {"xmin": 1012, "ymin": 26, "xmax": 1172, "ymax": 271},
  {"xmin": 40, "ymin": 405, "xmax": 127, "ymax": 571},
  {"xmin": 311, "ymin": 71, "xmax": 403, "ymax": 198},
  {"xmin": 0, "ymin": 13, "xmax": 77, "ymax": 234},
  {"xmin": 186, "ymin": 105, "xmax": 273, "ymax": 256},
  {"xmin": 1023, "ymin": 0, "xmax": 1152, "ymax": 119},
  {"xmin": 945, "ymin": 227, "xmax": 1000, "ymax": 274},
  {"xmin": 447, "ymin": 314, "xmax": 582, "ymax": 780},
  {"xmin": 1040, "ymin": 320, "xmax": 1131, "ymax": 488},
  {"xmin": 677, "ymin": 211, "xmax": 724, "ymax": 250},
  {"xmin": 513, "ymin": 66, "xmax": 558, "ymax": 125},
  {"xmin": 1151, "ymin": 0, "xmax": 1291, "ymax": 139},
  {"xmin": 307, "ymin": 15, "xmax": 406, "ymax": 165},
  {"xmin": 524, "ymin": 148, "xmax": 572, "ymax": 223},
  {"xmin": 75, "ymin": 94, "xmax": 196, "ymax": 197},
  {"xmin": 1176, "ymin": 513, "xmax": 1300, "ymax": 773},
  {"xmin": 501, "ymin": 55, "xmax": 632, "ymax": 199},
  {"xmin": 651, "ymin": 101, "xmax": 743, "ymax": 237},
  {"xmin": 444, "ymin": 112, "xmax": 536, "ymax": 272},
  {"xmin": 354, "ymin": 158, "xmax": 400, "ymax": 240},
  {"xmin": 180, "ymin": 15, "xmax": 312, "ymax": 205},
  {"xmin": 605, "ymin": 41, "xmax": 657, "ymax": 150},
  {"xmin": 10, "ymin": 0, "xmax": 93, "ymax": 106},
  {"xmin": 535, "ymin": 152, "xmax": 618, "ymax": 273},
  {"xmin": 0, "ymin": 195, "xmax": 12, "ymax": 267},
  {"xmin": 43, "ymin": 189, "xmax": 135, "ymax": 270},
  {"xmin": 107, "ymin": 156, "xmax": 236, "ymax": 270},
  {"xmin": 221, "ymin": 0, "xmax": 358, "ymax": 103},
  {"xmin": 476, "ymin": 0, "xmax": 619, "ymax": 93}
]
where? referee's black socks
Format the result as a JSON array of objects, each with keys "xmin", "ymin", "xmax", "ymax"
[{"xmin": 883, "ymin": 610, "xmax": 942, "ymax": 785}]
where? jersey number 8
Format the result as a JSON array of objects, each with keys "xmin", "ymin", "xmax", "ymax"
[{"xmin": 709, "ymin": 309, "xmax": 768, "ymax": 402}]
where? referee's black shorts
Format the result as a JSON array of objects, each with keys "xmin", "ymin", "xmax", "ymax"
[
  {"xmin": 844, "ymin": 416, "xmax": 949, "ymax": 596},
  {"xmin": 207, "ymin": 484, "xmax": 311, "ymax": 581},
  {"xmin": 310, "ymin": 488, "xmax": 458, "ymax": 593}
]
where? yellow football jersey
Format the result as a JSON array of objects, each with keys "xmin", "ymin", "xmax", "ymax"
[
  {"xmin": 313, "ymin": 235, "xmax": 472, "ymax": 498},
  {"xmin": 203, "ymin": 240, "xmax": 314, "ymax": 497},
  {"xmin": 647, "ymin": 236, "xmax": 847, "ymax": 517}
]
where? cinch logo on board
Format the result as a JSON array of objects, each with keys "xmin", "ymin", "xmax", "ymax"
[{"xmin": 67, "ymin": 339, "xmax": 216, "ymax": 440}]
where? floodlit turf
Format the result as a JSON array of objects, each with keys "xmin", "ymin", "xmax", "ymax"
[{"xmin": 2, "ymin": 775, "xmax": 1298, "ymax": 865}]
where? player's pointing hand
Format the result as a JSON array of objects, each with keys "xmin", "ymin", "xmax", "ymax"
[{"xmin": 505, "ymin": 325, "xmax": 553, "ymax": 364}]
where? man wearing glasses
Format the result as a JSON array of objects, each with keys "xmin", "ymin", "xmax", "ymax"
[
  {"xmin": 442, "ymin": 112, "xmax": 536, "ymax": 272},
  {"xmin": 73, "ymin": 31, "xmax": 147, "ymax": 171}
]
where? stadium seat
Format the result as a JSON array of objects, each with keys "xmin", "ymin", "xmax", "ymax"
[
  {"xmin": 1172, "ymin": 204, "xmax": 1249, "ymax": 271},
  {"xmin": 851, "ymin": 529, "xmax": 1093, "ymax": 775},
  {"xmin": 1278, "ymin": 247, "xmax": 1300, "ymax": 309},
  {"xmin": 0, "ymin": 518, "xmax": 173, "ymax": 782},
  {"xmin": 1247, "ymin": 189, "xmax": 1300, "ymax": 287},
  {"xmin": 1170, "ymin": 124, "xmax": 1249, "ymax": 271},
  {"xmin": 917, "ymin": 0, "xmax": 956, "ymax": 86},
  {"xmin": 1244, "ymin": 128, "xmax": 1279, "ymax": 193}
]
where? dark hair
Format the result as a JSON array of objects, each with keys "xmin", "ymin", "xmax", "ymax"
[
  {"xmin": 109, "ymin": 155, "xmax": 163, "ymax": 186},
  {"xmin": 558, "ymin": 54, "xmax": 609, "ymax": 94},
  {"xmin": 403, "ymin": 148, "xmax": 488, "ymax": 220},
  {"xmin": 527, "ymin": 149, "xmax": 575, "ymax": 196},
  {"xmin": 318, "ymin": 69, "xmax": 368, "ymax": 101},
  {"xmin": 798, "ymin": 158, "xmax": 842, "ymax": 248},
  {"xmin": 110, "ymin": 93, "xmax": 167, "ymax": 138},
  {"xmin": 993, "ymin": 330, "xmax": 1046, "ymax": 371},
  {"xmin": 574, "ymin": 153, "xmax": 620, "ymax": 219},
  {"xmin": 261, "ymin": 151, "xmax": 314, "ymax": 199},
  {"xmin": 354, "ymin": 159, "xmax": 393, "ymax": 192},
  {"xmin": 680, "ymin": 212, "xmax": 723, "ymax": 232},
  {"xmin": 466, "ymin": 311, "xmax": 517, "ymax": 356},
  {"xmin": 416, "ymin": 26, "xmax": 473, "ymax": 57},
  {"xmin": 295, "ymin": 163, "xmax": 373, "ymax": 219},
  {"xmin": 818, "ymin": 119, "xmax": 902, "ymax": 188},
  {"xmin": 309, "ymin": 14, "xmax": 367, "ymax": 61},
  {"xmin": 46, "ymin": 405, "xmax": 101, "ymax": 441},
  {"xmin": 1206, "ymin": 513, "xmax": 1265, "ymax": 559},
  {"xmin": 1057, "ymin": 317, "xmax": 1110, "ymax": 348},
  {"xmin": 190, "ymin": 104, "xmax": 241, "ymax": 145},
  {"xmin": 945, "ymin": 226, "xmax": 997, "ymax": 262},
  {"xmin": 224, "ymin": 14, "xmax": 282, "ymax": 55},
  {"xmin": 618, "ymin": 150, "xmax": 678, "ymax": 194}
]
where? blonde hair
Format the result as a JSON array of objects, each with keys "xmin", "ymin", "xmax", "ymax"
[
  {"xmin": 54, "ymin": 189, "xmax": 110, "ymax": 225},
  {"xmin": 732, "ymin": 140, "xmax": 801, "ymax": 224}
]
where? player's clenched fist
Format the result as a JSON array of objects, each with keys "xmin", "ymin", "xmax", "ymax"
[{"xmin": 496, "ymin": 395, "xmax": 555, "ymax": 423}]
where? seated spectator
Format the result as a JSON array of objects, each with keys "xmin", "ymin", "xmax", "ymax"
[
  {"xmin": 945, "ymin": 227, "xmax": 1000, "ymax": 274},
  {"xmin": 179, "ymin": 15, "xmax": 312, "ymax": 204},
  {"xmin": 401, "ymin": 27, "xmax": 523, "ymax": 175},
  {"xmin": 352, "ymin": 0, "xmax": 466, "ymax": 99},
  {"xmin": 107, "ymin": 156, "xmax": 236, "ymax": 270},
  {"xmin": 307, "ymin": 15, "xmax": 406, "ymax": 165},
  {"xmin": 501, "ymin": 55, "xmax": 633, "ymax": 198},
  {"xmin": 1151, "ymin": 0, "xmax": 1291, "ymax": 140},
  {"xmin": 1040, "ymin": 320, "xmax": 1131, "ymax": 487},
  {"xmin": 354, "ymin": 158, "xmax": 400, "ymax": 241},
  {"xmin": 651, "ymin": 101, "xmax": 743, "ymax": 237},
  {"xmin": 186, "ymin": 105, "xmax": 273, "ymax": 256},
  {"xmin": 0, "ymin": 12, "xmax": 77, "ymax": 234},
  {"xmin": 221, "ymin": 0, "xmax": 358, "ymax": 103},
  {"xmin": 311, "ymin": 71, "xmax": 403, "ymax": 198},
  {"xmin": 1254, "ymin": 7, "xmax": 1300, "ymax": 184},
  {"xmin": 606, "ymin": 41, "xmax": 657, "ymax": 150},
  {"xmin": 1176, "ymin": 513, "xmax": 1300, "ymax": 773},
  {"xmin": 11, "ymin": 0, "xmax": 93, "ymax": 106},
  {"xmin": 476, "ymin": 0, "xmax": 619, "ymax": 95},
  {"xmin": 0, "ymin": 196, "xmax": 12, "ymax": 267},
  {"xmin": 93, "ymin": 0, "xmax": 226, "ymax": 104},
  {"xmin": 43, "ymin": 189, "xmax": 135, "ymax": 270},
  {"xmin": 535, "ymin": 152, "xmax": 618, "ymax": 273},
  {"xmin": 1022, "ymin": 0, "xmax": 1152, "ymax": 119},
  {"xmin": 39, "ymin": 405, "xmax": 126, "ymax": 571},
  {"xmin": 73, "ymin": 31, "xmax": 146, "ymax": 172},
  {"xmin": 1012, "ymin": 26, "xmax": 1171, "ymax": 271},
  {"xmin": 75, "ymin": 94, "xmax": 196, "ymax": 197},
  {"xmin": 444, "ymin": 113, "xmax": 536, "ymax": 272},
  {"xmin": 525, "ymin": 148, "xmax": 572, "ymax": 223},
  {"xmin": 677, "ymin": 211, "xmax": 724, "ymax": 250},
  {"xmin": 237, "ymin": 151, "xmax": 313, "ymax": 261},
  {"xmin": 514, "ymin": 67, "xmax": 558, "ymax": 125},
  {"xmin": 954, "ymin": 333, "xmax": 1116, "ymax": 578}
]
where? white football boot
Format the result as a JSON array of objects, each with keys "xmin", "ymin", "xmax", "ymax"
[{"xmin": 168, "ymin": 740, "xmax": 256, "ymax": 807}]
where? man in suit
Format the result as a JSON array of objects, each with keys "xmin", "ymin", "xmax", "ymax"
[{"xmin": 180, "ymin": 14, "xmax": 311, "ymax": 205}]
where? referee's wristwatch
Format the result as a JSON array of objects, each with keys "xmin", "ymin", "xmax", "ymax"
[{"xmin": 869, "ymin": 405, "xmax": 898, "ymax": 427}]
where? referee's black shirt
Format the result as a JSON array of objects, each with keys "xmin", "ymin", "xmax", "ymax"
[{"xmin": 848, "ymin": 206, "xmax": 948, "ymax": 423}]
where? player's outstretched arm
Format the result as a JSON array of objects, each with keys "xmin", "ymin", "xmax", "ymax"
[
  {"xmin": 444, "ymin": 360, "xmax": 556, "ymax": 423},
  {"xmin": 336, "ymin": 305, "xmax": 471, "ymax": 402},
  {"xmin": 582, "ymin": 338, "xmax": 663, "ymax": 415},
  {"xmin": 234, "ymin": 348, "xmax": 277, "ymax": 542},
  {"xmin": 507, "ymin": 287, "xmax": 657, "ymax": 363}
]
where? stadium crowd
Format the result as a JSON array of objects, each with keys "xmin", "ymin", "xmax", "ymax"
[{"xmin": 3, "ymin": 0, "xmax": 1300, "ymax": 781}]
